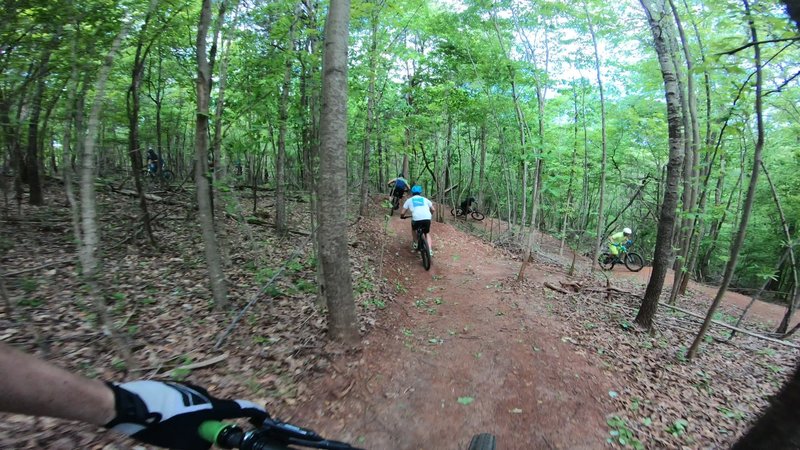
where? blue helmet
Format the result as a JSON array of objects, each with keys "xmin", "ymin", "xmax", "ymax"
[{"xmin": 411, "ymin": 185, "xmax": 422, "ymax": 194}]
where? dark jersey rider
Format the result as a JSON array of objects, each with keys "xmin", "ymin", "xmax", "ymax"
[{"xmin": 387, "ymin": 174, "xmax": 410, "ymax": 200}]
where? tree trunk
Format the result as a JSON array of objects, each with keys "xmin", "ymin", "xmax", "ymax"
[
  {"xmin": 276, "ymin": 17, "xmax": 296, "ymax": 235},
  {"xmin": 26, "ymin": 38, "xmax": 58, "ymax": 206},
  {"xmin": 586, "ymin": 3, "xmax": 608, "ymax": 272},
  {"xmin": 195, "ymin": 0, "xmax": 227, "ymax": 308},
  {"xmin": 76, "ymin": 18, "xmax": 135, "ymax": 367},
  {"xmin": 634, "ymin": 0, "xmax": 685, "ymax": 330},
  {"xmin": 359, "ymin": 8, "xmax": 380, "ymax": 217},
  {"xmin": 126, "ymin": 14, "xmax": 157, "ymax": 247},
  {"xmin": 317, "ymin": 0, "xmax": 358, "ymax": 344},
  {"xmin": 687, "ymin": 0, "xmax": 763, "ymax": 359},
  {"xmin": 760, "ymin": 160, "xmax": 799, "ymax": 333}
]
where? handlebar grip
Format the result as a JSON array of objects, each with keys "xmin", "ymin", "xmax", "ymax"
[{"xmin": 199, "ymin": 421, "xmax": 228, "ymax": 445}]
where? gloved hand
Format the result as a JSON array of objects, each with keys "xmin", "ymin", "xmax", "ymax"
[{"xmin": 105, "ymin": 380, "xmax": 269, "ymax": 450}]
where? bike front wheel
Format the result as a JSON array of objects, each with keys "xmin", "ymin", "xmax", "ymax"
[
  {"xmin": 467, "ymin": 433, "xmax": 496, "ymax": 450},
  {"xmin": 624, "ymin": 252, "xmax": 644, "ymax": 272},
  {"xmin": 598, "ymin": 252, "xmax": 615, "ymax": 270},
  {"xmin": 470, "ymin": 211, "xmax": 485, "ymax": 221}
]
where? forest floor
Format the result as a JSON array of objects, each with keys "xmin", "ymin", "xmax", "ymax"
[{"xmin": 0, "ymin": 181, "xmax": 798, "ymax": 449}]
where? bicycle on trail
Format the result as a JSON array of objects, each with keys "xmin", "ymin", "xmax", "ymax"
[
  {"xmin": 199, "ymin": 419, "xmax": 497, "ymax": 449},
  {"xmin": 598, "ymin": 240, "xmax": 644, "ymax": 272},
  {"xmin": 401, "ymin": 214, "xmax": 432, "ymax": 270},
  {"xmin": 142, "ymin": 164, "xmax": 175, "ymax": 184},
  {"xmin": 451, "ymin": 197, "xmax": 485, "ymax": 221}
]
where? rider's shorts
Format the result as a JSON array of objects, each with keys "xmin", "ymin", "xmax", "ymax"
[{"xmin": 411, "ymin": 220, "xmax": 431, "ymax": 234}]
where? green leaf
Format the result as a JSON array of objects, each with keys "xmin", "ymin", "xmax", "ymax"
[{"xmin": 457, "ymin": 396, "xmax": 474, "ymax": 405}]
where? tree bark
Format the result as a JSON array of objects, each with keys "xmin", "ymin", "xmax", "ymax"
[
  {"xmin": 585, "ymin": 3, "xmax": 608, "ymax": 272},
  {"xmin": 687, "ymin": 0, "xmax": 763, "ymax": 359},
  {"xmin": 195, "ymin": 0, "xmax": 228, "ymax": 308},
  {"xmin": 126, "ymin": 11, "xmax": 157, "ymax": 247},
  {"xmin": 317, "ymin": 0, "xmax": 358, "ymax": 344},
  {"xmin": 359, "ymin": 6, "xmax": 380, "ymax": 218},
  {"xmin": 276, "ymin": 14, "xmax": 297, "ymax": 235},
  {"xmin": 634, "ymin": 0, "xmax": 685, "ymax": 330}
]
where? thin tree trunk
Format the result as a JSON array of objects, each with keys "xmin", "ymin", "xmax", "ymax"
[
  {"xmin": 126, "ymin": 13, "xmax": 157, "ymax": 247},
  {"xmin": 77, "ymin": 18, "xmax": 135, "ymax": 367},
  {"xmin": 760, "ymin": 160, "xmax": 799, "ymax": 333},
  {"xmin": 317, "ymin": 0, "xmax": 358, "ymax": 344},
  {"xmin": 586, "ymin": 3, "xmax": 608, "ymax": 272},
  {"xmin": 359, "ymin": 7, "xmax": 380, "ymax": 217},
  {"xmin": 276, "ymin": 16, "xmax": 296, "ymax": 235},
  {"xmin": 634, "ymin": 0, "xmax": 685, "ymax": 330},
  {"xmin": 195, "ymin": 0, "xmax": 227, "ymax": 308},
  {"xmin": 688, "ymin": 0, "xmax": 763, "ymax": 359}
]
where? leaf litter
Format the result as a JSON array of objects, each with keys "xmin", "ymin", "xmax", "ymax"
[{"xmin": 0, "ymin": 180, "xmax": 392, "ymax": 449}]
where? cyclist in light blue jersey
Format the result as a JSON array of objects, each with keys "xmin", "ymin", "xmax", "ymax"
[{"xmin": 400, "ymin": 185, "xmax": 435, "ymax": 255}]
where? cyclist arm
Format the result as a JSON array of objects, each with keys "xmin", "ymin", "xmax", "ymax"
[
  {"xmin": 387, "ymin": 178, "xmax": 396, "ymax": 186},
  {"xmin": 0, "ymin": 342, "xmax": 115, "ymax": 425}
]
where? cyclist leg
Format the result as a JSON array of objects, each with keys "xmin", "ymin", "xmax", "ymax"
[{"xmin": 410, "ymin": 220, "xmax": 419, "ymax": 250}]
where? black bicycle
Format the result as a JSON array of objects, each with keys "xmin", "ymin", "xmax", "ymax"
[
  {"xmin": 143, "ymin": 165, "xmax": 175, "ymax": 184},
  {"xmin": 598, "ymin": 241, "xmax": 644, "ymax": 272},
  {"xmin": 389, "ymin": 188, "xmax": 406, "ymax": 216},
  {"xmin": 200, "ymin": 420, "xmax": 497, "ymax": 449},
  {"xmin": 451, "ymin": 206, "xmax": 485, "ymax": 221},
  {"xmin": 400, "ymin": 215, "xmax": 431, "ymax": 271}
]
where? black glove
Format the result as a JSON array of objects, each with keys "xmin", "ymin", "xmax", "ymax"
[{"xmin": 105, "ymin": 380, "xmax": 269, "ymax": 450}]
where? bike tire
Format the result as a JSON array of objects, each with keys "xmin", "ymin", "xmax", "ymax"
[
  {"xmin": 419, "ymin": 238, "xmax": 431, "ymax": 271},
  {"xmin": 598, "ymin": 252, "xmax": 615, "ymax": 271},
  {"xmin": 467, "ymin": 433, "xmax": 496, "ymax": 450},
  {"xmin": 451, "ymin": 208, "xmax": 465, "ymax": 219},
  {"xmin": 161, "ymin": 170, "xmax": 175, "ymax": 183},
  {"xmin": 470, "ymin": 211, "xmax": 485, "ymax": 221},
  {"xmin": 624, "ymin": 252, "xmax": 645, "ymax": 272}
]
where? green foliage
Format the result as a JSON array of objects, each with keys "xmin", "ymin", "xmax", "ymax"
[{"xmin": 607, "ymin": 415, "xmax": 645, "ymax": 449}]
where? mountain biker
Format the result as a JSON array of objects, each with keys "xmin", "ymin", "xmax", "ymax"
[
  {"xmin": 400, "ymin": 185, "xmax": 435, "ymax": 255},
  {"xmin": 387, "ymin": 173, "xmax": 409, "ymax": 202},
  {"xmin": 608, "ymin": 227, "xmax": 633, "ymax": 260},
  {"xmin": 146, "ymin": 148, "xmax": 160, "ymax": 175},
  {"xmin": 459, "ymin": 196, "xmax": 476, "ymax": 215},
  {"xmin": 0, "ymin": 342, "xmax": 268, "ymax": 450}
]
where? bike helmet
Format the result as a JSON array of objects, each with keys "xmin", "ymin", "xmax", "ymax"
[
  {"xmin": 623, "ymin": 227, "xmax": 632, "ymax": 235},
  {"xmin": 411, "ymin": 185, "xmax": 423, "ymax": 194}
]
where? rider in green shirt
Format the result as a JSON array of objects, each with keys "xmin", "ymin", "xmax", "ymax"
[{"xmin": 608, "ymin": 227, "xmax": 632, "ymax": 258}]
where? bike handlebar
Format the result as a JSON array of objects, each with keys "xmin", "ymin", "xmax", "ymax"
[{"xmin": 199, "ymin": 419, "xmax": 363, "ymax": 450}]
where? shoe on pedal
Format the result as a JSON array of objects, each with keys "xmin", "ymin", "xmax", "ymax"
[{"xmin": 412, "ymin": 242, "xmax": 418, "ymax": 250}]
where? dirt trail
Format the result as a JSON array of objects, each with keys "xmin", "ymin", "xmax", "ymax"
[
  {"xmin": 287, "ymin": 213, "xmax": 614, "ymax": 449},
  {"xmin": 459, "ymin": 213, "xmax": 797, "ymax": 330}
]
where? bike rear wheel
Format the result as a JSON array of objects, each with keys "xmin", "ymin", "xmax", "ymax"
[
  {"xmin": 451, "ymin": 207, "xmax": 464, "ymax": 218},
  {"xmin": 161, "ymin": 169, "xmax": 175, "ymax": 183},
  {"xmin": 598, "ymin": 252, "xmax": 615, "ymax": 271},
  {"xmin": 470, "ymin": 211, "xmax": 485, "ymax": 221},
  {"xmin": 624, "ymin": 252, "xmax": 644, "ymax": 272},
  {"xmin": 390, "ymin": 196, "xmax": 399, "ymax": 215},
  {"xmin": 419, "ymin": 235, "xmax": 431, "ymax": 271},
  {"xmin": 467, "ymin": 433, "xmax": 496, "ymax": 450}
]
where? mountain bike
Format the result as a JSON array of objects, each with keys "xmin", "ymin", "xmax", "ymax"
[
  {"xmin": 143, "ymin": 165, "xmax": 175, "ymax": 184},
  {"xmin": 598, "ymin": 241, "xmax": 644, "ymax": 272},
  {"xmin": 400, "ymin": 215, "xmax": 431, "ymax": 271},
  {"xmin": 451, "ymin": 206, "xmax": 485, "ymax": 221},
  {"xmin": 389, "ymin": 188, "xmax": 406, "ymax": 216},
  {"xmin": 200, "ymin": 420, "xmax": 497, "ymax": 449}
]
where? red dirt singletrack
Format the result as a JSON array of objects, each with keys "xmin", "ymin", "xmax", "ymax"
[{"xmin": 285, "ymin": 208, "xmax": 615, "ymax": 449}]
